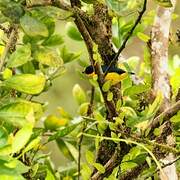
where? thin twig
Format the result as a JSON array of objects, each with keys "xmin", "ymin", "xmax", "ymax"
[
  {"xmin": 0, "ymin": 25, "xmax": 18, "ymax": 72},
  {"xmin": 105, "ymin": 0, "xmax": 147, "ymax": 73},
  {"xmin": 77, "ymin": 86, "xmax": 95, "ymax": 180}
]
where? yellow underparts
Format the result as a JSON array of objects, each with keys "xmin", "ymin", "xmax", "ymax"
[
  {"xmin": 105, "ymin": 72, "xmax": 128, "ymax": 85},
  {"xmin": 88, "ymin": 72, "xmax": 128, "ymax": 85}
]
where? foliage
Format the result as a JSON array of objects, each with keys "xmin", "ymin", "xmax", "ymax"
[{"xmin": 0, "ymin": 0, "xmax": 179, "ymax": 179}]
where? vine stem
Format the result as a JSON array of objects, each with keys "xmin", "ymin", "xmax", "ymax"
[
  {"xmin": 77, "ymin": 86, "xmax": 95, "ymax": 180},
  {"xmin": 82, "ymin": 133, "xmax": 167, "ymax": 179}
]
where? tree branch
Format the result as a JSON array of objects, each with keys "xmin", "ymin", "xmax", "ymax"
[
  {"xmin": 0, "ymin": 25, "xmax": 18, "ymax": 72},
  {"xmin": 147, "ymin": 156, "xmax": 180, "ymax": 179},
  {"xmin": 106, "ymin": 0, "xmax": 147, "ymax": 71},
  {"xmin": 148, "ymin": 100, "xmax": 180, "ymax": 132},
  {"xmin": 51, "ymin": 0, "xmax": 72, "ymax": 11}
]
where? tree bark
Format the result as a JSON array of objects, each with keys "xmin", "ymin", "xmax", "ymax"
[{"xmin": 151, "ymin": 0, "xmax": 178, "ymax": 179}]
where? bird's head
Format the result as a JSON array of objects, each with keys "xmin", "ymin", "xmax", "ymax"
[{"xmin": 83, "ymin": 65, "xmax": 96, "ymax": 77}]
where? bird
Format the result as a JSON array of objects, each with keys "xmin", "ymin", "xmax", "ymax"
[{"xmin": 83, "ymin": 65, "xmax": 135, "ymax": 85}]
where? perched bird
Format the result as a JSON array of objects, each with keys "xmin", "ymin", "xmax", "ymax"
[{"xmin": 83, "ymin": 65, "xmax": 134, "ymax": 85}]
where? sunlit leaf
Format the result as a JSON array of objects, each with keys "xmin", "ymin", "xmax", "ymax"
[
  {"xmin": 34, "ymin": 48, "xmax": 63, "ymax": 67},
  {"xmin": 45, "ymin": 169, "xmax": 55, "ymax": 180},
  {"xmin": 107, "ymin": 92, "xmax": 113, "ymax": 101},
  {"xmin": 3, "ymin": 74, "xmax": 46, "ymax": 94},
  {"xmin": 21, "ymin": 136, "xmax": 41, "ymax": 155},
  {"xmin": 72, "ymin": 84, "xmax": 86, "ymax": 105},
  {"xmin": 137, "ymin": 32, "xmax": 150, "ymax": 42},
  {"xmin": 85, "ymin": 150, "xmax": 94, "ymax": 164},
  {"xmin": 102, "ymin": 80, "xmax": 111, "ymax": 92},
  {"xmin": 78, "ymin": 102, "xmax": 89, "ymax": 116},
  {"xmin": 170, "ymin": 68, "xmax": 180, "ymax": 98},
  {"xmin": 12, "ymin": 123, "xmax": 33, "ymax": 153},
  {"xmin": 0, "ymin": 145, "xmax": 12, "ymax": 156},
  {"xmin": 93, "ymin": 163, "xmax": 105, "ymax": 173},
  {"xmin": 0, "ymin": 156, "xmax": 29, "ymax": 176},
  {"xmin": 0, "ymin": 102, "xmax": 35, "ymax": 127},
  {"xmin": 147, "ymin": 92, "xmax": 163, "ymax": 116},
  {"xmin": 121, "ymin": 106, "xmax": 137, "ymax": 117},
  {"xmin": 123, "ymin": 84, "xmax": 150, "ymax": 96},
  {"xmin": 64, "ymin": 141, "xmax": 78, "ymax": 162},
  {"xmin": 2, "ymin": 68, "xmax": 12, "ymax": 80},
  {"xmin": 81, "ymin": 163, "xmax": 92, "ymax": 180},
  {"xmin": 7, "ymin": 44, "xmax": 31, "ymax": 68}
]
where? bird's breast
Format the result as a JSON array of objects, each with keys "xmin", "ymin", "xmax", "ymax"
[{"xmin": 105, "ymin": 72, "xmax": 128, "ymax": 85}]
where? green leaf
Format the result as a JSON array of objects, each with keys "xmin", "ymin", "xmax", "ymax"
[
  {"xmin": 66, "ymin": 22, "xmax": 83, "ymax": 41},
  {"xmin": 45, "ymin": 169, "xmax": 55, "ymax": 180},
  {"xmin": 85, "ymin": 150, "xmax": 94, "ymax": 164},
  {"xmin": 137, "ymin": 32, "xmax": 150, "ymax": 42},
  {"xmin": 94, "ymin": 111, "xmax": 105, "ymax": 122},
  {"xmin": 20, "ymin": 14, "xmax": 48, "ymax": 37},
  {"xmin": 123, "ymin": 84, "xmax": 150, "ymax": 96},
  {"xmin": 22, "ymin": 61, "xmax": 35, "ymax": 74},
  {"xmin": 0, "ymin": 1, "xmax": 24, "ymax": 23},
  {"xmin": 72, "ymin": 84, "xmax": 86, "ymax": 105},
  {"xmin": 41, "ymin": 16, "xmax": 55, "ymax": 36},
  {"xmin": 64, "ymin": 141, "xmax": 78, "ymax": 162},
  {"xmin": 34, "ymin": 48, "xmax": 63, "ymax": 67},
  {"xmin": 2, "ymin": 68, "xmax": 12, "ymax": 80},
  {"xmin": 48, "ymin": 123, "xmax": 78, "ymax": 141},
  {"xmin": 153, "ymin": 128, "xmax": 161, "ymax": 136},
  {"xmin": 93, "ymin": 163, "xmax": 105, "ymax": 173},
  {"xmin": 147, "ymin": 92, "xmax": 163, "ymax": 116},
  {"xmin": 42, "ymin": 34, "xmax": 64, "ymax": 47},
  {"xmin": 0, "ymin": 145, "xmax": 12, "ymax": 156},
  {"xmin": 21, "ymin": 136, "xmax": 41, "ymax": 155},
  {"xmin": 102, "ymin": 80, "xmax": 111, "ymax": 92},
  {"xmin": 81, "ymin": 164, "xmax": 92, "ymax": 180},
  {"xmin": 120, "ymin": 106, "xmax": 137, "ymax": 117},
  {"xmin": 60, "ymin": 46, "xmax": 81, "ymax": 64},
  {"xmin": 3, "ymin": 74, "xmax": 46, "ymax": 94},
  {"xmin": 0, "ymin": 102, "xmax": 35, "ymax": 127},
  {"xmin": 154, "ymin": 0, "xmax": 173, "ymax": 7},
  {"xmin": 12, "ymin": 123, "xmax": 33, "ymax": 153},
  {"xmin": 0, "ymin": 156, "xmax": 29, "ymax": 176},
  {"xmin": 170, "ymin": 68, "xmax": 180, "ymax": 98},
  {"xmin": 56, "ymin": 139, "xmax": 74, "ymax": 160},
  {"xmin": 7, "ymin": 44, "xmax": 31, "ymax": 68},
  {"xmin": 107, "ymin": 92, "xmax": 113, "ymax": 101},
  {"xmin": 78, "ymin": 102, "xmax": 89, "ymax": 116},
  {"xmin": 0, "ymin": 127, "xmax": 8, "ymax": 148}
]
